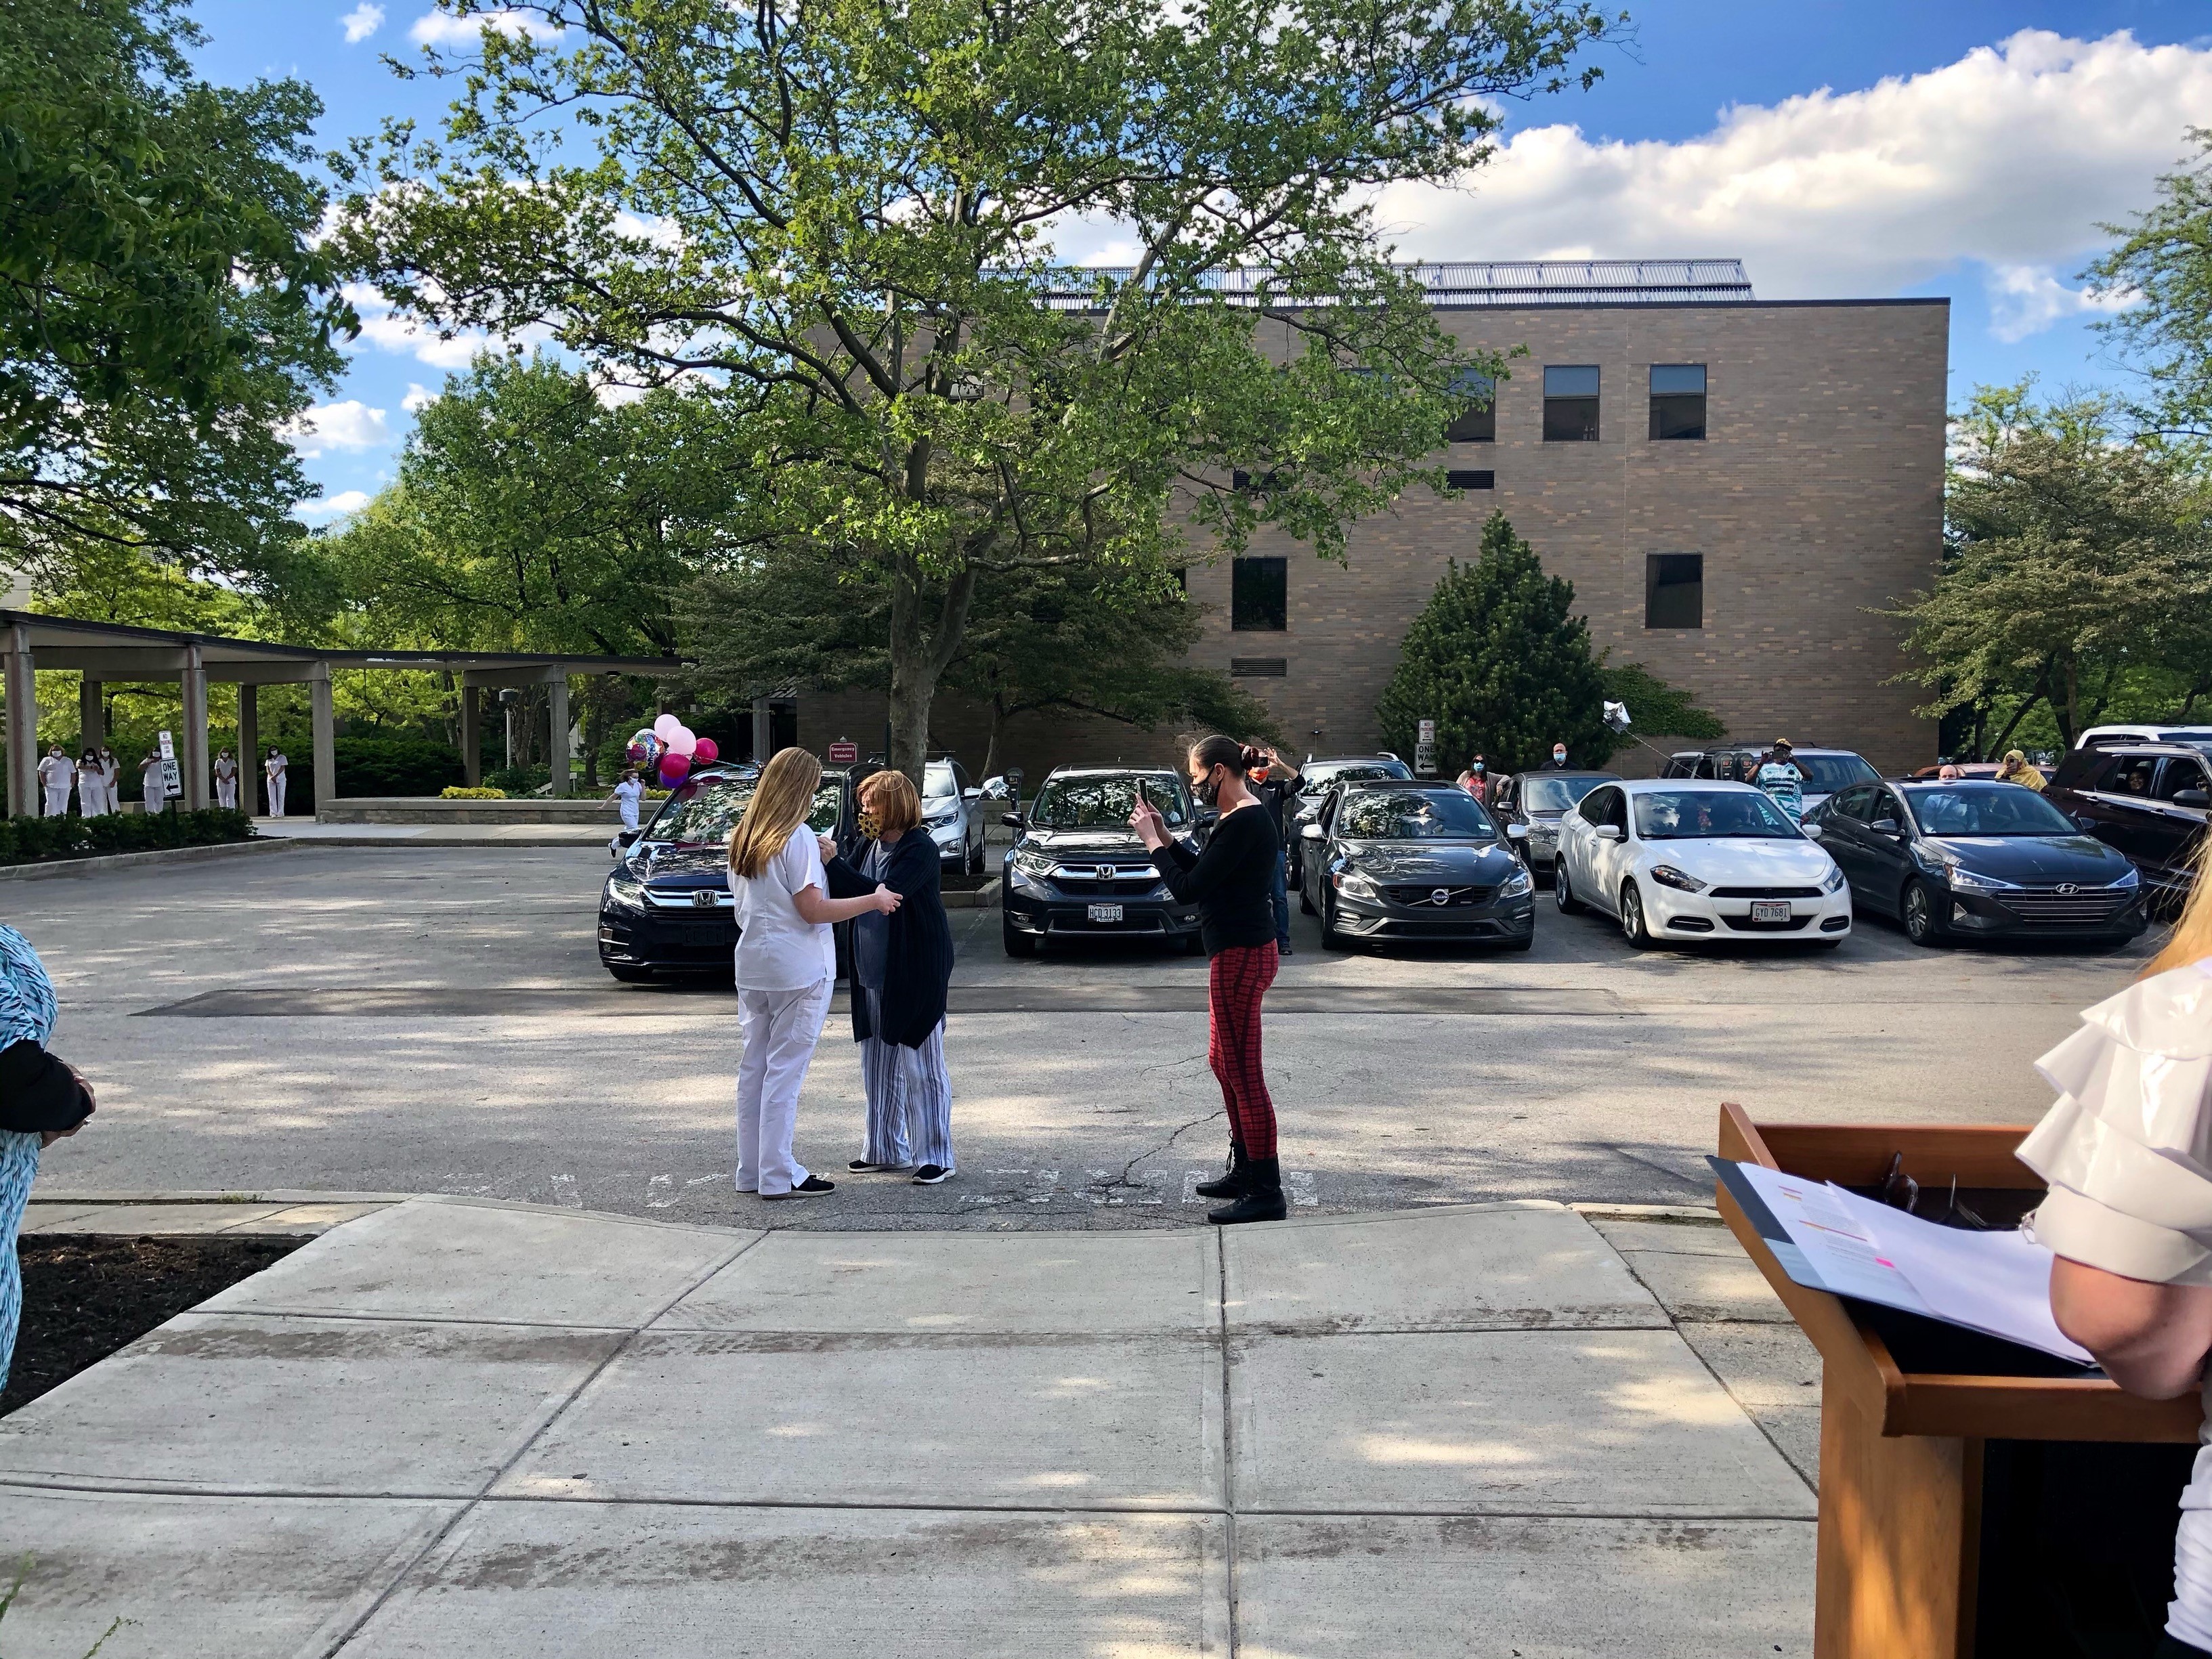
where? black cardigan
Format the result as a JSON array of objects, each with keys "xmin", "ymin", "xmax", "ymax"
[
  {"xmin": 0, "ymin": 1040, "xmax": 93, "ymax": 1135},
  {"xmin": 1152, "ymin": 801, "xmax": 1278, "ymax": 955},
  {"xmin": 824, "ymin": 829, "xmax": 955, "ymax": 1049}
]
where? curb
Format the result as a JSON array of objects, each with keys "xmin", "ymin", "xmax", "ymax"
[
  {"xmin": 1571, "ymin": 1202, "xmax": 1723, "ymax": 1223},
  {"xmin": 30, "ymin": 1190, "xmax": 414, "ymax": 1205},
  {"xmin": 267, "ymin": 833, "xmax": 613, "ymax": 848},
  {"xmin": 0, "ymin": 837, "xmax": 299, "ymax": 882},
  {"xmin": 941, "ymin": 877, "xmax": 1000, "ymax": 910}
]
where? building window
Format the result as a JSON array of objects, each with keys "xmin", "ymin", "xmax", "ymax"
[
  {"xmin": 1644, "ymin": 553, "xmax": 1703, "ymax": 628},
  {"xmin": 1649, "ymin": 364, "xmax": 1707, "ymax": 440},
  {"xmin": 1542, "ymin": 365, "xmax": 1600, "ymax": 441},
  {"xmin": 1444, "ymin": 370, "xmax": 1495, "ymax": 443},
  {"xmin": 1230, "ymin": 657, "xmax": 1288, "ymax": 678},
  {"xmin": 1445, "ymin": 470, "xmax": 1495, "ymax": 491},
  {"xmin": 1232, "ymin": 557, "xmax": 1287, "ymax": 631}
]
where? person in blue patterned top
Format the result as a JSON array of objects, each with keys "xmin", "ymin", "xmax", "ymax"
[
  {"xmin": 1754, "ymin": 737, "xmax": 1806, "ymax": 826},
  {"xmin": 0, "ymin": 925, "xmax": 96, "ymax": 1389}
]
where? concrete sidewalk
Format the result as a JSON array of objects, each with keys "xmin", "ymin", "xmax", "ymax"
[
  {"xmin": 0, "ymin": 1198, "xmax": 1816, "ymax": 1658},
  {"xmin": 251, "ymin": 819, "xmax": 616, "ymax": 846}
]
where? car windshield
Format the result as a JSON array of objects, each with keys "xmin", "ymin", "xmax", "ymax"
[
  {"xmin": 1523, "ymin": 775, "xmax": 1607, "ymax": 813},
  {"xmin": 1338, "ymin": 789, "xmax": 1496, "ymax": 839},
  {"xmin": 1906, "ymin": 787, "xmax": 2080, "ymax": 837},
  {"xmin": 1634, "ymin": 790, "xmax": 1800, "ymax": 840},
  {"xmin": 649, "ymin": 776, "xmax": 841, "ymax": 844},
  {"xmin": 1302, "ymin": 760, "xmax": 1410, "ymax": 792},
  {"xmin": 923, "ymin": 763, "xmax": 958, "ymax": 800},
  {"xmin": 1029, "ymin": 775, "xmax": 1189, "ymax": 829},
  {"xmin": 1793, "ymin": 753, "xmax": 1880, "ymax": 792}
]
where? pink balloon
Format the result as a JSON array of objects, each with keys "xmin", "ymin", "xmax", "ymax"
[
  {"xmin": 668, "ymin": 725, "xmax": 698, "ymax": 758},
  {"xmin": 653, "ymin": 713, "xmax": 683, "ymax": 741},
  {"xmin": 658, "ymin": 753, "xmax": 692, "ymax": 785},
  {"xmin": 693, "ymin": 737, "xmax": 719, "ymax": 764}
]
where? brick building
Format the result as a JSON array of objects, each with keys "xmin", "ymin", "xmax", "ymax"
[{"xmin": 801, "ymin": 261, "xmax": 1948, "ymax": 781}]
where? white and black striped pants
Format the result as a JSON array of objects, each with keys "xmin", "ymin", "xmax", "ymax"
[{"xmin": 858, "ymin": 991, "xmax": 954, "ymax": 1171}]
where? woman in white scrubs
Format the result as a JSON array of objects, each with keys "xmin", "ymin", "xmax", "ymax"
[
  {"xmin": 96, "ymin": 746, "xmax": 119, "ymax": 813},
  {"xmin": 263, "ymin": 747, "xmax": 287, "ymax": 817},
  {"xmin": 2026, "ymin": 856, "xmax": 2212, "ymax": 1658},
  {"xmin": 213, "ymin": 749, "xmax": 238, "ymax": 810},
  {"xmin": 139, "ymin": 749, "xmax": 168, "ymax": 814},
  {"xmin": 73, "ymin": 750, "xmax": 107, "ymax": 817},
  {"xmin": 725, "ymin": 748, "xmax": 899, "ymax": 1199},
  {"xmin": 37, "ymin": 747, "xmax": 72, "ymax": 817}
]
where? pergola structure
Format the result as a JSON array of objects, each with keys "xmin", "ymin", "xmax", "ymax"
[{"xmin": 1, "ymin": 611, "xmax": 680, "ymax": 817}]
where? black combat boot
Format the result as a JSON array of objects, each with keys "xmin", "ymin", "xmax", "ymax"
[
  {"xmin": 1193, "ymin": 1142, "xmax": 1246, "ymax": 1200},
  {"xmin": 1208, "ymin": 1157, "xmax": 1287, "ymax": 1224}
]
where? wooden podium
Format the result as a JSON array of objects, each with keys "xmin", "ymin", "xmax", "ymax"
[{"xmin": 1716, "ymin": 1102, "xmax": 2205, "ymax": 1658}]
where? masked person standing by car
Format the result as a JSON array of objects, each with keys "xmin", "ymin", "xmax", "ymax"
[
  {"xmin": 825, "ymin": 769, "xmax": 958, "ymax": 1184},
  {"xmin": 1997, "ymin": 749, "xmax": 2047, "ymax": 792},
  {"xmin": 1245, "ymin": 744, "xmax": 1301, "ymax": 958},
  {"xmin": 1130, "ymin": 737, "xmax": 1285, "ymax": 1225},
  {"xmin": 1543, "ymin": 742, "xmax": 1570, "ymax": 770}
]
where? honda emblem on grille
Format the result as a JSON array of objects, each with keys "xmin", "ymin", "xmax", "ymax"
[
  {"xmin": 691, "ymin": 889, "xmax": 719, "ymax": 907},
  {"xmin": 1431, "ymin": 888, "xmax": 1450, "ymax": 906},
  {"xmin": 1096, "ymin": 865, "xmax": 1115, "ymax": 882},
  {"xmin": 2054, "ymin": 883, "xmax": 2078, "ymax": 896}
]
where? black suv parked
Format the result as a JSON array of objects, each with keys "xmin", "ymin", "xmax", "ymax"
[
  {"xmin": 2045, "ymin": 742, "xmax": 2209, "ymax": 911},
  {"xmin": 1488, "ymin": 769, "xmax": 1619, "ymax": 879},
  {"xmin": 598, "ymin": 764, "xmax": 862, "ymax": 982},
  {"xmin": 1001, "ymin": 767, "xmax": 1206, "ymax": 955},
  {"xmin": 1284, "ymin": 754, "xmax": 1411, "ymax": 884}
]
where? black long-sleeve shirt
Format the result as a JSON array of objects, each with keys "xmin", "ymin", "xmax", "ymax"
[
  {"xmin": 0, "ymin": 1041, "xmax": 93, "ymax": 1135},
  {"xmin": 1151, "ymin": 802, "xmax": 1279, "ymax": 956}
]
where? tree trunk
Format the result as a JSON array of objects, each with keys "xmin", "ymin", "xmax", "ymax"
[
  {"xmin": 885, "ymin": 554, "xmax": 980, "ymax": 788},
  {"xmin": 1986, "ymin": 691, "xmax": 2043, "ymax": 756},
  {"xmin": 981, "ymin": 692, "xmax": 1006, "ymax": 783}
]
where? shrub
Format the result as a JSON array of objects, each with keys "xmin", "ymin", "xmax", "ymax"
[
  {"xmin": 439, "ymin": 785, "xmax": 507, "ymax": 799},
  {"xmin": 335, "ymin": 735, "xmax": 466, "ymax": 798},
  {"xmin": 0, "ymin": 808, "xmax": 253, "ymax": 867}
]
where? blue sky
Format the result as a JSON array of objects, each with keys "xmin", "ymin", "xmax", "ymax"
[{"xmin": 186, "ymin": 0, "xmax": 2212, "ymax": 517}]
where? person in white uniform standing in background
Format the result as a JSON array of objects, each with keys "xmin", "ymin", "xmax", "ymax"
[
  {"xmin": 263, "ymin": 746, "xmax": 287, "ymax": 817},
  {"xmin": 37, "ymin": 746, "xmax": 73, "ymax": 817},
  {"xmin": 96, "ymin": 746, "xmax": 119, "ymax": 814},
  {"xmin": 2024, "ymin": 851, "xmax": 2212, "ymax": 1658},
  {"xmin": 725, "ymin": 748, "xmax": 898, "ymax": 1201},
  {"xmin": 139, "ymin": 748, "xmax": 168, "ymax": 814},
  {"xmin": 608, "ymin": 767, "xmax": 643, "ymax": 833},
  {"xmin": 213, "ymin": 749, "xmax": 238, "ymax": 810},
  {"xmin": 73, "ymin": 750, "xmax": 107, "ymax": 817}
]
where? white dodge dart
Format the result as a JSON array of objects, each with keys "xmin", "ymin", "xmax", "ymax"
[{"xmin": 1553, "ymin": 778, "xmax": 1852, "ymax": 947}]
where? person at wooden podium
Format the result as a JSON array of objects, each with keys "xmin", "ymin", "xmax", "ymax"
[{"xmin": 2020, "ymin": 849, "xmax": 2212, "ymax": 1658}]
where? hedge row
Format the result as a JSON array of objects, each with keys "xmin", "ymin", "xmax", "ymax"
[{"xmin": 0, "ymin": 809, "xmax": 255, "ymax": 867}]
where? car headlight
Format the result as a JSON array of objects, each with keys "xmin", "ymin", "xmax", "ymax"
[
  {"xmin": 2108, "ymin": 863, "xmax": 2141, "ymax": 889},
  {"xmin": 1498, "ymin": 867, "xmax": 1533, "ymax": 899},
  {"xmin": 604, "ymin": 874, "xmax": 646, "ymax": 910},
  {"xmin": 1821, "ymin": 863, "xmax": 1846, "ymax": 894},
  {"xmin": 1335, "ymin": 869, "xmax": 1380, "ymax": 901},
  {"xmin": 1012, "ymin": 846, "xmax": 1057, "ymax": 880},
  {"xmin": 1910, "ymin": 844, "xmax": 1953, "ymax": 878},
  {"xmin": 1649, "ymin": 864, "xmax": 1707, "ymax": 894},
  {"xmin": 1945, "ymin": 865, "xmax": 2014, "ymax": 893}
]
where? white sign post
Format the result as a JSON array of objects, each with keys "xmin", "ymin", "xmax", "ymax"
[
  {"xmin": 156, "ymin": 730, "xmax": 182, "ymax": 802},
  {"xmin": 1415, "ymin": 718, "xmax": 1438, "ymax": 777}
]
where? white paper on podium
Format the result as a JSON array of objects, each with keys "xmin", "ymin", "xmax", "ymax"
[{"xmin": 1728, "ymin": 1159, "xmax": 2091, "ymax": 1365}]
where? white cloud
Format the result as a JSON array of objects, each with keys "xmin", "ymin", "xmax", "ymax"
[
  {"xmin": 1369, "ymin": 29, "xmax": 2212, "ymax": 329},
  {"xmin": 343, "ymin": 282, "xmax": 493, "ymax": 369},
  {"xmin": 280, "ymin": 400, "xmax": 389, "ymax": 458},
  {"xmin": 294, "ymin": 491, "xmax": 371, "ymax": 521},
  {"xmin": 401, "ymin": 382, "xmax": 440, "ymax": 414},
  {"xmin": 341, "ymin": 3, "xmax": 385, "ymax": 43},
  {"xmin": 1983, "ymin": 264, "xmax": 2136, "ymax": 343},
  {"xmin": 408, "ymin": 7, "xmax": 563, "ymax": 46}
]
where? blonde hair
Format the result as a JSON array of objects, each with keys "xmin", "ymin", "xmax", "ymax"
[
  {"xmin": 2142, "ymin": 838, "xmax": 2212, "ymax": 979},
  {"xmin": 729, "ymin": 748, "xmax": 824, "ymax": 879},
  {"xmin": 859, "ymin": 769, "xmax": 921, "ymax": 838}
]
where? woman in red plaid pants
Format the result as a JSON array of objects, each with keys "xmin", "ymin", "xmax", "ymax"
[{"xmin": 1132, "ymin": 736, "xmax": 1285, "ymax": 1224}]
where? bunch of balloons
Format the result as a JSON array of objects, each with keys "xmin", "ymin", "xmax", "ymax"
[{"xmin": 626, "ymin": 715, "xmax": 720, "ymax": 788}]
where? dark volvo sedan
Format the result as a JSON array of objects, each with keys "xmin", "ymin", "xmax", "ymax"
[
  {"xmin": 1806, "ymin": 779, "xmax": 2146, "ymax": 947},
  {"xmin": 1298, "ymin": 781, "xmax": 1535, "ymax": 951},
  {"xmin": 597, "ymin": 765, "xmax": 860, "ymax": 981},
  {"xmin": 1001, "ymin": 767, "xmax": 1206, "ymax": 956}
]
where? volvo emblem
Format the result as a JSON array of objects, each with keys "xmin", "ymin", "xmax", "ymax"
[
  {"xmin": 691, "ymin": 888, "xmax": 719, "ymax": 907},
  {"xmin": 1431, "ymin": 888, "xmax": 1451, "ymax": 906},
  {"xmin": 2054, "ymin": 883, "xmax": 2078, "ymax": 897}
]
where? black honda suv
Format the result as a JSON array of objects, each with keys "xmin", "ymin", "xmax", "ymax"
[
  {"xmin": 598, "ymin": 764, "xmax": 862, "ymax": 981},
  {"xmin": 1001, "ymin": 767, "xmax": 1207, "ymax": 955}
]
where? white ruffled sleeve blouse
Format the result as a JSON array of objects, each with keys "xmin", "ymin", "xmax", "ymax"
[{"xmin": 2018, "ymin": 960, "xmax": 2212, "ymax": 1285}]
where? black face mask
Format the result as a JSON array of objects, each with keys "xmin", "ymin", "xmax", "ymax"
[{"xmin": 1193, "ymin": 768, "xmax": 1222, "ymax": 807}]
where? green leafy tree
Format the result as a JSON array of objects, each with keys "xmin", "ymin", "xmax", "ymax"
[
  {"xmin": 333, "ymin": 0, "xmax": 1613, "ymax": 781},
  {"xmin": 2087, "ymin": 128, "xmax": 2212, "ymax": 439},
  {"xmin": 1377, "ymin": 513, "xmax": 1611, "ymax": 773},
  {"xmin": 1, "ymin": 0, "xmax": 354, "ymax": 598},
  {"xmin": 1600, "ymin": 660, "xmax": 1725, "ymax": 744},
  {"xmin": 1892, "ymin": 386, "xmax": 2212, "ymax": 750}
]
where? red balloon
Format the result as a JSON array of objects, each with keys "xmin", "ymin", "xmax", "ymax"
[
  {"xmin": 693, "ymin": 737, "xmax": 719, "ymax": 764},
  {"xmin": 658, "ymin": 753, "xmax": 692, "ymax": 786}
]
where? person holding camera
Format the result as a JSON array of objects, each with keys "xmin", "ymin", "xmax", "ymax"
[{"xmin": 1130, "ymin": 736, "xmax": 1286, "ymax": 1224}]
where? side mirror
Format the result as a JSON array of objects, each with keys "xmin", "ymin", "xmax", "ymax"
[
  {"xmin": 2174, "ymin": 790, "xmax": 2210, "ymax": 810},
  {"xmin": 1594, "ymin": 823, "xmax": 1623, "ymax": 842},
  {"xmin": 1300, "ymin": 822, "xmax": 1325, "ymax": 841},
  {"xmin": 1800, "ymin": 821, "xmax": 1823, "ymax": 839},
  {"xmin": 962, "ymin": 787, "xmax": 982, "ymax": 802},
  {"xmin": 1001, "ymin": 811, "xmax": 1025, "ymax": 831},
  {"xmin": 1870, "ymin": 818, "xmax": 1900, "ymax": 837},
  {"xmin": 1197, "ymin": 807, "xmax": 1220, "ymax": 827},
  {"xmin": 1506, "ymin": 822, "xmax": 1529, "ymax": 840}
]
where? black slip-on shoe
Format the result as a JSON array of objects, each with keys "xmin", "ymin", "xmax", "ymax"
[
  {"xmin": 911, "ymin": 1165, "xmax": 954, "ymax": 1185},
  {"xmin": 849, "ymin": 1159, "xmax": 912, "ymax": 1173},
  {"xmin": 765, "ymin": 1175, "xmax": 835, "ymax": 1199}
]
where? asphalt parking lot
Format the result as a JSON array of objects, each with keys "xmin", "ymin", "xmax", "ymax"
[{"xmin": 10, "ymin": 841, "xmax": 2154, "ymax": 1228}]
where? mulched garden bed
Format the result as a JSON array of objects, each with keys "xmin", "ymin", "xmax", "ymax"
[
  {"xmin": 2, "ymin": 1234, "xmax": 301, "ymax": 1416},
  {"xmin": 941, "ymin": 869, "xmax": 997, "ymax": 891}
]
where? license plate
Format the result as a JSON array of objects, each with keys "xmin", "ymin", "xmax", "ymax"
[
  {"xmin": 1751, "ymin": 900, "xmax": 1791, "ymax": 923},
  {"xmin": 1087, "ymin": 903, "xmax": 1124, "ymax": 923}
]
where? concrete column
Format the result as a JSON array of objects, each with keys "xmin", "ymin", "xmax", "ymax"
[
  {"xmin": 236, "ymin": 685, "xmax": 259, "ymax": 815},
  {"xmin": 459, "ymin": 685, "xmax": 482, "ymax": 786},
  {"xmin": 548, "ymin": 674, "xmax": 572, "ymax": 797},
  {"xmin": 752, "ymin": 695, "xmax": 771, "ymax": 764},
  {"xmin": 3, "ymin": 624, "xmax": 35, "ymax": 817},
  {"xmin": 79, "ymin": 678, "xmax": 104, "ymax": 750},
  {"xmin": 180, "ymin": 644, "xmax": 209, "ymax": 811},
  {"xmin": 310, "ymin": 665, "xmax": 336, "ymax": 819}
]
